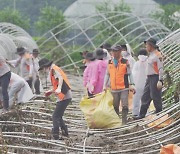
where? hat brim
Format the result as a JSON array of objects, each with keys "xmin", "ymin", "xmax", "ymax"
[
  {"xmin": 86, "ymin": 57, "xmax": 95, "ymax": 61},
  {"xmin": 106, "ymin": 47, "xmax": 112, "ymax": 51},
  {"xmin": 112, "ymin": 48, "xmax": 121, "ymax": 52},
  {"xmin": 144, "ymin": 41, "xmax": 157, "ymax": 48},
  {"xmin": 38, "ymin": 61, "xmax": 53, "ymax": 71},
  {"xmin": 15, "ymin": 51, "xmax": 25, "ymax": 55},
  {"xmin": 33, "ymin": 52, "xmax": 39, "ymax": 54},
  {"xmin": 96, "ymin": 53, "xmax": 107, "ymax": 59}
]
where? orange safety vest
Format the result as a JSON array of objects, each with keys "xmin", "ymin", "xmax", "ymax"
[
  {"xmin": 108, "ymin": 58, "xmax": 129, "ymax": 90},
  {"xmin": 153, "ymin": 50, "xmax": 162, "ymax": 74},
  {"xmin": 50, "ymin": 64, "xmax": 71, "ymax": 100}
]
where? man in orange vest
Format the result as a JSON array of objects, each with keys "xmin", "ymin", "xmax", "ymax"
[
  {"xmin": 136, "ymin": 38, "xmax": 163, "ymax": 119},
  {"xmin": 104, "ymin": 45, "xmax": 135, "ymax": 125},
  {"xmin": 38, "ymin": 58, "xmax": 72, "ymax": 140}
]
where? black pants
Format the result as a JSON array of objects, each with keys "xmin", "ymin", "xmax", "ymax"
[
  {"xmin": 34, "ymin": 78, "xmax": 40, "ymax": 94},
  {"xmin": 0, "ymin": 71, "xmax": 11, "ymax": 110},
  {"xmin": 26, "ymin": 79, "xmax": 32, "ymax": 89},
  {"xmin": 139, "ymin": 75, "xmax": 162, "ymax": 117},
  {"xmin": 52, "ymin": 99, "xmax": 71, "ymax": 135}
]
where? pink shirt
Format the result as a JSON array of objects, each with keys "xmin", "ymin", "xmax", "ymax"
[{"xmin": 83, "ymin": 60, "xmax": 108, "ymax": 94}]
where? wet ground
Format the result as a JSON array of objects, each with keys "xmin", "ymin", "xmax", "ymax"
[{"xmin": 0, "ymin": 73, "xmax": 179, "ymax": 153}]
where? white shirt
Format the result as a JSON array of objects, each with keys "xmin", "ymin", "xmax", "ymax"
[
  {"xmin": 147, "ymin": 50, "xmax": 163, "ymax": 80},
  {"xmin": 0, "ymin": 55, "xmax": 10, "ymax": 77}
]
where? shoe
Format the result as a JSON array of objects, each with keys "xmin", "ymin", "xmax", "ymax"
[
  {"xmin": 134, "ymin": 115, "xmax": 145, "ymax": 120},
  {"xmin": 51, "ymin": 128, "xmax": 59, "ymax": 140},
  {"xmin": 1, "ymin": 109, "xmax": 9, "ymax": 114},
  {"xmin": 52, "ymin": 133, "xmax": 59, "ymax": 140},
  {"xmin": 122, "ymin": 108, "xmax": 128, "ymax": 125},
  {"xmin": 153, "ymin": 110, "xmax": 162, "ymax": 114},
  {"xmin": 132, "ymin": 115, "xmax": 138, "ymax": 120},
  {"xmin": 61, "ymin": 125, "xmax": 69, "ymax": 137}
]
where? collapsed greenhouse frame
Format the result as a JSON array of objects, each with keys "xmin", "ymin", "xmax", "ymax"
[{"xmin": 0, "ymin": 12, "xmax": 179, "ymax": 153}]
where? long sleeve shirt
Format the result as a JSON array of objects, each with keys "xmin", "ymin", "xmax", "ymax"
[
  {"xmin": 146, "ymin": 50, "xmax": 163, "ymax": 80},
  {"xmin": 8, "ymin": 53, "xmax": 33, "ymax": 80},
  {"xmin": 83, "ymin": 60, "xmax": 106, "ymax": 94},
  {"xmin": 50, "ymin": 64, "xmax": 72, "ymax": 101},
  {"xmin": 0, "ymin": 55, "xmax": 10, "ymax": 77},
  {"xmin": 132, "ymin": 55, "xmax": 148, "ymax": 90},
  {"xmin": 31, "ymin": 56, "xmax": 40, "ymax": 78}
]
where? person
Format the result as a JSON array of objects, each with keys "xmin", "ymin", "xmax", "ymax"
[
  {"xmin": 103, "ymin": 45, "xmax": 135, "ymax": 125},
  {"xmin": 0, "ymin": 87, "xmax": 3, "ymax": 109},
  {"xmin": 83, "ymin": 52, "xmax": 100, "ymax": 97},
  {"xmin": 7, "ymin": 47, "xmax": 33, "ymax": 89},
  {"xmin": 136, "ymin": 38, "xmax": 163, "ymax": 119},
  {"xmin": 38, "ymin": 58, "xmax": 72, "ymax": 140},
  {"xmin": 31, "ymin": 49, "xmax": 41, "ymax": 94},
  {"xmin": 121, "ymin": 44, "xmax": 136, "ymax": 70},
  {"xmin": 79, "ymin": 50, "xmax": 89, "ymax": 70},
  {"xmin": 7, "ymin": 72, "xmax": 34, "ymax": 108},
  {"xmin": 95, "ymin": 48, "xmax": 108, "ymax": 93},
  {"xmin": 0, "ymin": 55, "xmax": 11, "ymax": 112},
  {"xmin": 132, "ymin": 49, "xmax": 148, "ymax": 118},
  {"xmin": 100, "ymin": 43, "xmax": 112, "ymax": 60}
]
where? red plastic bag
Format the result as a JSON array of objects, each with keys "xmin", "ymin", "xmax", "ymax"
[
  {"xmin": 160, "ymin": 144, "xmax": 180, "ymax": 154},
  {"xmin": 146, "ymin": 114, "xmax": 173, "ymax": 129},
  {"xmin": 45, "ymin": 91, "xmax": 53, "ymax": 97}
]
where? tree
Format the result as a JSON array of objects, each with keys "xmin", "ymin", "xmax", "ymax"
[
  {"xmin": 151, "ymin": 4, "xmax": 180, "ymax": 31},
  {"xmin": 0, "ymin": 7, "xmax": 30, "ymax": 30},
  {"xmin": 94, "ymin": 0, "xmax": 131, "ymax": 45},
  {"xmin": 154, "ymin": 0, "xmax": 180, "ymax": 5},
  {"xmin": 35, "ymin": 6, "xmax": 66, "ymax": 36}
]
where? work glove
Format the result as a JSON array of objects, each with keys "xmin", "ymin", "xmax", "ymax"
[
  {"xmin": 29, "ymin": 75, "xmax": 33, "ymax": 80},
  {"xmin": 157, "ymin": 80, "xmax": 163, "ymax": 90},
  {"xmin": 103, "ymin": 85, "xmax": 108, "ymax": 92},
  {"xmin": 129, "ymin": 85, "xmax": 136, "ymax": 94},
  {"xmin": 88, "ymin": 85, "xmax": 94, "ymax": 94},
  {"xmin": 45, "ymin": 90, "xmax": 53, "ymax": 97},
  {"xmin": 55, "ymin": 88, "xmax": 61, "ymax": 94}
]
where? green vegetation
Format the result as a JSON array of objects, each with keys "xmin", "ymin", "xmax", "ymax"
[
  {"xmin": 164, "ymin": 68, "xmax": 180, "ymax": 106},
  {"xmin": 94, "ymin": 0, "xmax": 131, "ymax": 46},
  {"xmin": 35, "ymin": 6, "xmax": 66, "ymax": 37},
  {"xmin": 151, "ymin": 4, "xmax": 180, "ymax": 31},
  {"xmin": 0, "ymin": 7, "xmax": 30, "ymax": 30},
  {"xmin": 0, "ymin": 0, "xmax": 76, "ymax": 35}
]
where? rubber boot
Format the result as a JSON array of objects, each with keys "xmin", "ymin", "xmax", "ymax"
[
  {"xmin": 122, "ymin": 108, "xmax": 128, "ymax": 125},
  {"xmin": 52, "ymin": 128, "xmax": 59, "ymax": 140},
  {"xmin": 61, "ymin": 125, "xmax": 69, "ymax": 137}
]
